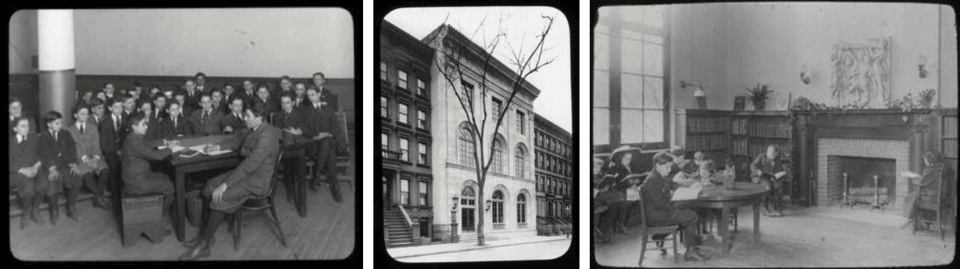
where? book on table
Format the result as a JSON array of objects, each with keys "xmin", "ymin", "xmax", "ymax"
[{"xmin": 671, "ymin": 183, "xmax": 703, "ymax": 201}]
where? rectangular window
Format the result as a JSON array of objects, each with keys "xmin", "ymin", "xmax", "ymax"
[
  {"xmin": 419, "ymin": 181, "xmax": 429, "ymax": 206},
  {"xmin": 398, "ymin": 103, "xmax": 408, "ymax": 125},
  {"xmin": 398, "ymin": 70, "xmax": 408, "ymax": 89},
  {"xmin": 594, "ymin": 6, "xmax": 669, "ymax": 150},
  {"xmin": 516, "ymin": 110, "xmax": 526, "ymax": 135},
  {"xmin": 400, "ymin": 137, "xmax": 409, "ymax": 161},
  {"xmin": 492, "ymin": 98, "xmax": 502, "ymax": 122},
  {"xmin": 380, "ymin": 62, "xmax": 387, "ymax": 81},
  {"xmin": 381, "ymin": 133, "xmax": 389, "ymax": 151},
  {"xmin": 380, "ymin": 96, "xmax": 388, "ymax": 117},
  {"xmin": 418, "ymin": 142, "xmax": 428, "ymax": 165},
  {"xmin": 461, "ymin": 82, "xmax": 474, "ymax": 104},
  {"xmin": 417, "ymin": 110, "xmax": 427, "ymax": 129},
  {"xmin": 417, "ymin": 79, "xmax": 426, "ymax": 96},
  {"xmin": 400, "ymin": 178, "xmax": 409, "ymax": 205}
]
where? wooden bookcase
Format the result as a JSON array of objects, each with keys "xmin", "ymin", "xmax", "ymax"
[
  {"xmin": 675, "ymin": 110, "xmax": 731, "ymax": 162},
  {"xmin": 942, "ymin": 109, "xmax": 958, "ymax": 174}
]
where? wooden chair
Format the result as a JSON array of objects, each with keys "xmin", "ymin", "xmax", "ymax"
[
  {"xmin": 228, "ymin": 150, "xmax": 287, "ymax": 251},
  {"xmin": 638, "ymin": 186, "xmax": 681, "ymax": 266},
  {"xmin": 914, "ymin": 167, "xmax": 950, "ymax": 241}
]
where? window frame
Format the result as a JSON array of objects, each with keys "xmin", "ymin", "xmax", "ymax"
[
  {"xmin": 418, "ymin": 141, "xmax": 429, "ymax": 165},
  {"xmin": 516, "ymin": 110, "xmax": 526, "ymax": 135},
  {"xmin": 593, "ymin": 6, "xmax": 671, "ymax": 152},
  {"xmin": 398, "ymin": 70, "xmax": 408, "ymax": 89},
  {"xmin": 380, "ymin": 62, "xmax": 387, "ymax": 81},
  {"xmin": 418, "ymin": 180, "xmax": 429, "ymax": 206},
  {"xmin": 417, "ymin": 110, "xmax": 427, "ymax": 129},
  {"xmin": 398, "ymin": 102, "xmax": 409, "ymax": 125},
  {"xmin": 400, "ymin": 178, "xmax": 410, "ymax": 205},
  {"xmin": 399, "ymin": 137, "xmax": 410, "ymax": 162}
]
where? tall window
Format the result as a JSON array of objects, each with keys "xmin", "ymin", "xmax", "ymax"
[
  {"xmin": 461, "ymin": 187, "xmax": 475, "ymax": 206},
  {"xmin": 419, "ymin": 181, "xmax": 429, "ymax": 206},
  {"xmin": 594, "ymin": 6, "xmax": 669, "ymax": 150},
  {"xmin": 380, "ymin": 96, "xmax": 388, "ymax": 117},
  {"xmin": 459, "ymin": 127, "xmax": 475, "ymax": 167},
  {"xmin": 398, "ymin": 103, "xmax": 408, "ymax": 124},
  {"xmin": 418, "ymin": 142, "xmax": 428, "ymax": 165},
  {"xmin": 492, "ymin": 140, "xmax": 503, "ymax": 173},
  {"xmin": 399, "ymin": 137, "xmax": 409, "ymax": 161},
  {"xmin": 515, "ymin": 145, "xmax": 527, "ymax": 178},
  {"xmin": 400, "ymin": 178, "xmax": 409, "ymax": 205},
  {"xmin": 516, "ymin": 111, "xmax": 526, "ymax": 135},
  {"xmin": 517, "ymin": 194, "xmax": 526, "ymax": 223},
  {"xmin": 380, "ymin": 62, "xmax": 387, "ymax": 81},
  {"xmin": 417, "ymin": 79, "xmax": 426, "ymax": 96},
  {"xmin": 398, "ymin": 70, "xmax": 408, "ymax": 89},
  {"xmin": 492, "ymin": 98, "xmax": 502, "ymax": 122},
  {"xmin": 381, "ymin": 133, "xmax": 389, "ymax": 151},
  {"xmin": 460, "ymin": 82, "xmax": 474, "ymax": 105},
  {"xmin": 417, "ymin": 110, "xmax": 427, "ymax": 129},
  {"xmin": 492, "ymin": 190, "xmax": 504, "ymax": 226}
]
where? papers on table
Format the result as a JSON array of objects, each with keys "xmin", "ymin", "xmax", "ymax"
[
  {"xmin": 774, "ymin": 171, "xmax": 787, "ymax": 179},
  {"xmin": 203, "ymin": 149, "xmax": 232, "ymax": 156},
  {"xmin": 901, "ymin": 171, "xmax": 921, "ymax": 178},
  {"xmin": 671, "ymin": 183, "xmax": 703, "ymax": 201}
]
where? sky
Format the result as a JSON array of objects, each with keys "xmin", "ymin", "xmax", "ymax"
[{"xmin": 385, "ymin": 7, "xmax": 573, "ymax": 132}]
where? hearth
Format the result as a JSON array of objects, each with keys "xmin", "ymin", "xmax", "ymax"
[{"xmin": 831, "ymin": 156, "xmax": 896, "ymax": 211}]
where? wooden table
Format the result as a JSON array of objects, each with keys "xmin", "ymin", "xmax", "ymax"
[
  {"xmin": 157, "ymin": 134, "xmax": 312, "ymax": 242},
  {"xmin": 675, "ymin": 182, "xmax": 769, "ymax": 256}
]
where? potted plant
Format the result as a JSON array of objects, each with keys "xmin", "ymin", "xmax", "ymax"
[{"xmin": 745, "ymin": 83, "xmax": 773, "ymax": 110}]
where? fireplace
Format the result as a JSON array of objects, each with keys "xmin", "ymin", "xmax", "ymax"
[
  {"xmin": 829, "ymin": 156, "xmax": 896, "ymax": 208},
  {"xmin": 816, "ymin": 138, "xmax": 910, "ymax": 212}
]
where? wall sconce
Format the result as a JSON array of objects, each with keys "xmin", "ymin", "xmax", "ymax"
[
  {"xmin": 485, "ymin": 200, "xmax": 492, "ymax": 211},
  {"xmin": 451, "ymin": 195, "xmax": 458, "ymax": 212},
  {"xmin": 918, "ymin": 56, "xmax": 928, "ymax": 79},
  {"xmin": 680, "ymin": 80, "xmax": 707, "ymax": 109},
  {"xmin": 799, "ymin": 65, "xmax": 811, "ymax": 85}
]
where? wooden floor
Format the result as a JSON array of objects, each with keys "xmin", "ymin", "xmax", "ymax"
[
  {"xmin": 594, "ymin": 204, "xmax": 956, "ymax": 267},
  {"xmin": 10, "ymin": 180, "xmax": 355, "ymax": 261}
]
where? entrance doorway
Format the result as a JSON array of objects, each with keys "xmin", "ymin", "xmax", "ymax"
[{"xmin": 461, "ymin": 186, "xmax": 476, "ymax": 232}]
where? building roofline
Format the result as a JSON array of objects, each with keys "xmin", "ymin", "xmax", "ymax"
[
  {"xmin": 381, "ymin": 20, "xmax": 435, "ymax": 64},
  {"xmin": 534, "ymin": 113, "xmax": 571, "ymax": 140}
]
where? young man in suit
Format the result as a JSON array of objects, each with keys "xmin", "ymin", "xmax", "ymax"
[
  {"xmin": 221, "ymin": 83, "xmax": 237, "ymax": 105},
  {"xmin": 122, "ymin": 94, "xmax": 137, "ymax": 118},
  {"xmin": 152, "ymin": 94, "xmax": 169, "ymax": 122},
  {"xmin": 89, "ymin": 99, "xmax": 105, "ymax": 127},
  {"xmin": 100, "ymin": 98, "xmax": 128, "ymax": 205},
  {"xmin": 750, "ymin": 145, "xmax": 789, "ymax": 217},
  {"xmin": 188, "ymin": 94, "xmax": 225, "ymax": 136},
  {"xmin": 277, "ymin": 75, "xmax": 293, "ymax": 95},
  {"xmin": 311, "ymin": 72, "xmax": 338, "ymax": 111},
  {"xmin": 101, "ymin": 83, "xmax": 117, "ymax": 103},
  {"xmin": 179, "ymin": 105, "xmax": 281, "ymax": 260},
  {"xmin": 643, "ymin": 151, "xmax": 711, "ymax": 261},
  {"xmin": 122, "ymin": 114, "xmax": 183, "ymax": 228},
  {"xmin": 292, "ymin": 81, "xmax": 308, "ymax": 108},
  {"xmin": 210, "ymin": 88, "xmax": 228, "ymax": 114},
  {"xmin": 219, "ymin": 97, "xmax": 246, "ymax": 134},
  {"xmin": 37, "ymin": 111, "xmax": 82, "ymax": 225},
  {"xmin": 174, "ymin": 90, "xmax": 193, "ymax": 118},
  {"xmin": 239, "ymin": 79, "xmax": 257, "ymax": 105},
  {"xmin": 251, "ymin": 84, "xmax": 279, "ymax": 117},
  {"xmin": 9, "ymin": 97, "xmax": 36, "ymax": 136},
  {"xmin": 161, "ymin": 102, "xmax": 196, "ymax": 138},
  {"xmin": 10, "ymin": 117, "xmax": 46, "ymax": 228},
  {"xmin": 273, "ymin": 92, "xmax": 307, "ymax": 204},
  {"xmin": 138, "ymin": 101, "xmax": 163, "ymax": 141},
  {"xmin": 183, "ymin": 79, "xmax": 202, "ymax": 112},
  {"xmin": 65, "ymin": 105, "xmax": 112, "ymax": 211},
  {"xmin": 194, "ymin": 72, "xmax": 209, "ymax": 94},
  {"xmin": 300, "ymin": 86, "xmax": 344, "ymax": 202}
]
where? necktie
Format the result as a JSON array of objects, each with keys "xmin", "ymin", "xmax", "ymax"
[
  {"xmin": 202, "ymin": 112, "xmax": 208, "ymax": 124},
  {"xmin": 80, "ymin": 124, "xmax": 85, "ymax": 134},
  {"xmin": 174, "ymin": 118, "xmax": 178, "ymax": 128},
  {"xmin": 114, "ymin": 115, "xmax": 119, "ymax": 132}
]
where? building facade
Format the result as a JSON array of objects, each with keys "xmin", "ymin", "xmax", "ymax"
[
  {"xmin": 422, "ymin": 24, "xmax": 541, "ymax": 242},
  {"xmin": 380, "ymin": 21, "xmax": 435, "ymax": 245},
  {"xmin": 534, "ymin": 114, "xmax": 573, "ymax": 230}
]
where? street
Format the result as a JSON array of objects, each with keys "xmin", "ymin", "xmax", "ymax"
[{"xmin": 396, "ymin": 238, "xmax": 572, "ymax": 262}]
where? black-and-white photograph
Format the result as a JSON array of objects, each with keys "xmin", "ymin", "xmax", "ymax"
[
  {"xmin": 378, "ymin": 6, "xmax": 574, "ymax": 263},
  {"xmin": 8, "ymin": 8, "xmax": 357, "ymax": 260},
  {"xmin": 591, "ymin": 2, "xmax": 956, "ymax": 267}
]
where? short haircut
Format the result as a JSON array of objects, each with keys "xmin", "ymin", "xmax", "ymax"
[
  {"xmin": 9, "ymin": 96, "xmax": 22, "ymax": 106},
  {"xmin": 167, "ymin": 102, "xmax": 180, "ymax": 109},
  {"xmin": 229, "ymin": 96, "xmax": 245, "ymax": 105},
  {"xmin": 128, "ymin": 113, "xmax": 146, "ymax": 127},
  {"xmin": 71, "ymin": 104, "xmax": 89, "ymax": 119},
  {"xmin": 210, "ymin": 88, "xmax": 223, "ymax": 95},
  {"xmin": 244, "ymin": 105, "xmax": 268, "ymax": 120},
  {"xmin": 280, "ymin": 91, "xmax": 296, "ymax": 101},
  {"xmin": 280, "ymin": 75, "xmax": 291, "ymax": 81},
  {"xmin": 653, "ymin": 151, "xmax": 673, "ymax": 165},
  {"xmin": 154, "ymin": 94, "xmax": 167, "ymax": 102},
  {"xmin": 767, "ymin": 144, "xmax": 779, "ymax": 151},
  {"xmin": 123, "ymin": 94, "xmax": 137, "ymax": 102},
  {"xmin": 44, "ymin": 110, "xmax": 63, "ymax": 125},
  {"xmin": 133, "ymin": 82, "xmax": 142, "ymax": 87},
  {"xmin": 174, "ymin": 90, "xmax": 186, "ymax": 97},
  {"xmin": 185, "ymin": 79, "xmax": 196, "ymax": 84},
  {"xmin": 88, "ymin": 98, "xmax": 104, "ymax": 108},
  {"xmin": 138, "ymin": 100, "xmax": 153, "ymax": 109},
  {"xmin": 13, "ymin": 116, "xmax": 31, "ymax": 127},
  {"xmin": 294, "ymin": 80, "xmax": 306, "ymax": 86},
  {"xmin": 243, "ymin": 78, "xmax": 253, "ymax": 84},
  {"xmin": 306, "ymin": 85, "xmax": 319, "ymax": 93},
  {"xmin": 195, "ymin": 72, "xmax": 206, "ymax": 78},
  {"xmin": 222, "ymin": 83, "xmax": 234, "ymax": 88},
  {"xmin": 103, "ymin": 83, "xmax": 113, "ymax": 89},
  {"xmin": 199, "ymin": 93, "xmax": 212, "ymax": 100},
  {"xmin": 681, "ymin": 160, "xmax": 698, "ymax": 174},
  {"xmin": 257, "ymin": 83, "xmax": 269, "ymax": 91},
  {"xmin": 108, "ymin": 98, "xmax": 123, "ymax": 107},
  {"xmin": 312, "ymin": 72, "xmax": 325, "ymax": 79}
]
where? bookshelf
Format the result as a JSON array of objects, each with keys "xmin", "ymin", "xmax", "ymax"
[
  {"xmin": 675, "ymin": 110, "xmax": 731, "ymax": 162},
  {"xmin": 942, "ymin": 109, "xmax": 957, "ymax": 181}
]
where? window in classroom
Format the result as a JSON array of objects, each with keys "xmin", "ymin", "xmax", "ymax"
[
  {"xmin": 492, "ymin": 139, "xmax": 504, "ymax": 173},
  {"xmin": 594, "ymin": 5, "xmax": 669, "ymax": 151},
  {"xmin": 517, "ymin": 193, "xmax": 526, "ymax": 223},
  {"xmin": 492, "ymin": 97, "xmax": 502, "ymax": 122}
]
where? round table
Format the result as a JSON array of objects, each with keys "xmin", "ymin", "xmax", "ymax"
[{"xmin": 676, "ymin": 182, "xmax": 770, "ymax": 255}]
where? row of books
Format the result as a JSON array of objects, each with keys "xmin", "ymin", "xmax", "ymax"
[
  {"xmin": 687, "ymin": 116, "xmax": 729, "ymax": 134},
  {"xmin": 731, "ymin": 138, "xmax": 749, "ymax": 156},
  {"xmin": 686, "ymin": 134, "xmax": 728, "ymax": 151},
  {"xmin": 746, "ymin": 117, "xmax": 791, "ymax": 138},
  {"xmin": 731, "ymin": 118, "xmax": 749, "ymax": 135}
]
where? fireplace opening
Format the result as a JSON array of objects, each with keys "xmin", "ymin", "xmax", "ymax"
[{"xmin": 827, "ymin": 156, "xmax": 897, "ymax": 208}]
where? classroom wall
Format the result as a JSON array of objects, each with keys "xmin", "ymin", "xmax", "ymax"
[{"xmin": 9, "ymin": 10, "xmax": 38, "ymax": 74}]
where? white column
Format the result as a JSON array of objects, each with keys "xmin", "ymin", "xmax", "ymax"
[{"xmin": 37, "ymin": 9, "xmax": 76, "ymax": 128}]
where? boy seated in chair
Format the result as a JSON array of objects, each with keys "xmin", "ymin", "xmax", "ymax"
[{"xmin": 643, "ymin": 152, "xmax": 711, "ymax": 261}]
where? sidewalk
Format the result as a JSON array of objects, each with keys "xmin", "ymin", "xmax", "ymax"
[{"xmin": 387, "ymin": 234, "xmax": 572, "ymax": 259}]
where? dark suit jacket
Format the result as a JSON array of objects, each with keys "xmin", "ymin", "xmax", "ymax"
[
  {"xmin": 184, "ymin": 90, "xmax": 202, "ymax": 111},
  {"xmin": 150, "ymin": 110, "xmax": 168, "ymax": 124},
  {"xmin": 8, "ymin": 115, "xmax": 36, "ymax": 137},
  {"xmin": 640, "ymin": 169, "xmax": 677, "ymax": 222},
  {"xmin": 252, "ymin": 97, "xmax": 280, "ymax": 116},
  {"xmin": 99, "ymin": 113, "xmax": 129, "ymax": 155},
  {"xmin": 121, "ymin": 133, "xmax": 171, "ymax": 193},
  {"xmin": 211, "ymin": 100, "xmax": 229, "ymax": 115},
  {"xmin": 9, "ymin": 133, "xmax": 39, "ymax": 173},
  {"xmin": 141, "ymin": 112, "xmax": 163, "ymax": 141},
  {"xmin": 187, "ymin": 109, "xmax": 224, "ymax": 136},
  {"xmin": 271, "ymin": 109, "xmax": 310, "ymax": 145},
  {"xmin": 316, "ymin": 87, "xmax": 339, "ymax": 112},
  {"xmin": 219, "ymin": 112, "xmax": 247, "ymax": 134},
  {"xmin": 38, "ymin": 129, "xmax": 79, "ymax": 171},
  {"xmin": 238, "ymin": 90, "xmax": 257, "ymax": 104},
  {"xmin": 750, "ymin": 153, "xmax": 788, "ymax": 181},
  {"xmin": 223, "ymin": 123, "xmax": 281, "ymax": 196},
  {"xmin": 160, "ymin": 115, "xmax": 196, "ymax": 138}
]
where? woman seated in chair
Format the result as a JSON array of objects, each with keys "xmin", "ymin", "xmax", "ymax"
[
  {"xmin": 607, "ymin": 146, "xmax": 644, "ymax": 234},
  {"xmin": 179, "ymin": 106, "xmax": 281, "ymax": 260},
  {"xmin": 901, "ymin": 151, "xmax": 947, "ymax": 229}
]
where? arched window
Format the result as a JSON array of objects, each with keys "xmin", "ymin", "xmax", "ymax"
[
  {"xmin": 515, "ymin": 144, "xmax": 527, "ymax": 178},
  {"xmin": 492, "ymin": 139, "xmax": 503, "ymax": 173},
  {"xmin": 461, "ymin": 187, "xmax": 475, "ymax": 206},
  {"xmin": 492, "ymin": 190, "xmax": 504, "ymax": 228},
  {"xmin": 517, "ymin": 193, "xmax": 526, "ymax": 224},
  {"xmin": 459, "ymin": 127, "xmax": 475, "ymax": 167}
]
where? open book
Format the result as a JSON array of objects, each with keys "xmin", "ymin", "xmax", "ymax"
[
  {"xmin": 671, "ymin": 183, "xmax": 703, "ymax": 201},
  {"xmin": 178, "ymin": 145, "xmax": 232, "ymax": 158}
]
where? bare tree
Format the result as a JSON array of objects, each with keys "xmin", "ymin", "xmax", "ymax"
[{"xmin": 424, "ymin": 13, "xmax": 556, "ymax": 246}]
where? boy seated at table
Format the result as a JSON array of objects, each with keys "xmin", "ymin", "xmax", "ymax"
[{"xmin": 642, "ymin": 155, "xmax": 711, "ymax": 261}]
